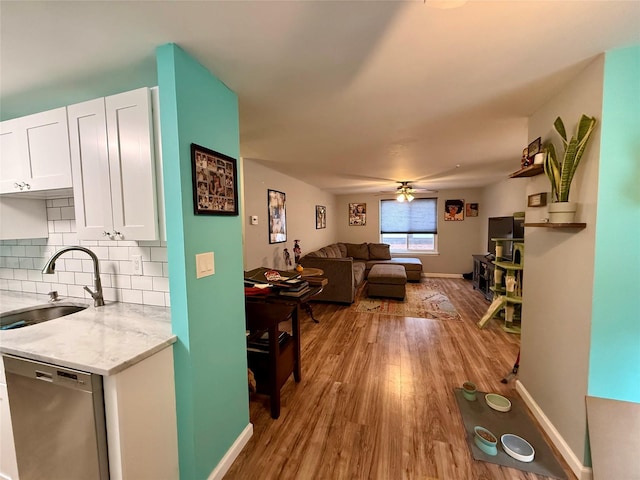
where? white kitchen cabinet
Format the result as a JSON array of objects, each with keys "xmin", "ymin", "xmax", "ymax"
[
  {"xmin": 0, "ymin": 362, "xmax": 19, "ymax": 480},
  {"xmin": 103, "ymin": 346, "xmax": 178, "ymax": 480},
  {"xmin": 0, "ymin": 107, "xmax": 72, "ymax": 195},
  {"xmin": 68, "ymin": 87, "xmax": 159, "ymax": 241}
]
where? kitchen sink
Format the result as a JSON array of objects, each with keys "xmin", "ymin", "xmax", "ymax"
[{"xmin": 0, "ymin": 303, "xmax": 88, "ymax": 330}]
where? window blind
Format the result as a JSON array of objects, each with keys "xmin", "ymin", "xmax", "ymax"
[{"xmin": 380, "ymin": 198, "xmax": 437, "ymax": 234}]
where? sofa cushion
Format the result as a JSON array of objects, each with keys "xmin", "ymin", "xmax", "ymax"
[
  {"xmin": 337, "ymin": 243, "xmax": 348, "ymax": 257},
  {"xmin": 353, "ymin": 261, "xmax": 366, "ymax": 286},
  {"xmin": 368, "ymin": 243, "xmax": 391, "ymax": 260},
  {"xmin": 320, "ymin": 244, "xmax": 342, "ymax": 258},
  {"xmin": 345, "ymin": 242, "xmax": 369, "ymax": 260}
]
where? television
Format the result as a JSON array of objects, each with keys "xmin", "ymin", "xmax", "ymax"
[{"xmin": 487, "ymin": 216, "xmax": 524, "ymax": 260}]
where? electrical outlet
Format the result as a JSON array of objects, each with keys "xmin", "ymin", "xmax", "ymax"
[
  {"xmin": 250, "ymin": 215, "xmax": 258, "ymax": 225},
  {"xmin": 132, "ymin": 255, "xmax": 143, "ymax": 275}
]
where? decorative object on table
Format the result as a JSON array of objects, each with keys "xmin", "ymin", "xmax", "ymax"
[
  {"xmin": 293, "ymin": 240, "xmax": 301, "ymax": 264},
  {"xmin": 268, "ymin": 189, "xmax": 287, "ymax": 243},
  {"xmin": 533, "ymin": 151, "xmax": 545, "ymax": 165},
  {"xmin": 444, "ymin": 199, "xmax": 464, "ymax": 221},
  {"xmin": 543, "ymin": 114, "xmax": 597, "ymax": 223},
  {"xmin": 485, "ymin": 393, "xmax": 512, "ymax": 412},
  {"xmin": 466, "ymin": 202, "xmax": 479, "ymax": 217},
  {"xmin": 315, "ymin": 205, "xmax": 326, "ymax": 229},
  {"xmin": 474, "ymin": 426, "xmax": 498, "ymax": 456},
  {"xmin": 283, "ymin": 248, "xmax": 292, "ymax": 268},
  {"xmin": 501, "ymin": 434, "xmax": 535, "ymax": 463},
  {"xmin": 349, "ymin": 203, "xmax": 366, "ymax": 226},
  {"xmin": 527, "ymin": 192, "xmax": 547, "ymax": 207},
  {"xmin": 295, "ymin": 264, "xmax": 304, "ymax": 273},
  {"xmin": 462, "ymin": 381, "xmax": 477, "ymax": 401},
  {"xmin": 190, "ymin": 143, "xmax": 238, "ymax": 215}
]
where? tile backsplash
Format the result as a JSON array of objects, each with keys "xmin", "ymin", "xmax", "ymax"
[{"xmin": 0, "ymin": 197, "xmax": 170, "ymax": 307}]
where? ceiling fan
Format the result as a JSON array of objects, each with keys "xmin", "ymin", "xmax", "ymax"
[{"xmin": 379, "ymin": 181, "xmax": 436, "ymax": 202}]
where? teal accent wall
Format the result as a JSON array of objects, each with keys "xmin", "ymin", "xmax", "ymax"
[
  {"xmin": 589, "ymin": 45, "xmax": 640, "ymax": 402},
  {"xmin": 156, "ymin": 44, "xmax": 249, "ymax": 479}
]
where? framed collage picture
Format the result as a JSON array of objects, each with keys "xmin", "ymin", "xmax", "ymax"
[
  {"xmin": 268, "ymin": 189, "xmax": 287, "ymax": 243},
  {"xmin": 316, "ymin": 205, "xmax": 326, "ymax": 229},
  {"xmin": 349, "ymin": 203, "xmax": 366, "ymax": 226},
  {"xmin": 191, "ymin": 143, "xmax": 238, "ymax": 215}
]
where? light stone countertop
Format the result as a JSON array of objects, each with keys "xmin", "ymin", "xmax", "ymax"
[{"xmin": 0, "ymin": 290, "xmax": 176, "ymax": 376}]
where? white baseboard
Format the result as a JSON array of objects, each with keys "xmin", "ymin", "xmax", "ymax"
[
  {"xmin": 207, "ymin": 423, "xmax": 253, "ymax": 480},
  {"xmin": 516, "ymin": 381, "xmax": 593, "ymax": 480},
  {"xmin": 422, "ymin": 272, "xmax": 463, "ymax": 278}
]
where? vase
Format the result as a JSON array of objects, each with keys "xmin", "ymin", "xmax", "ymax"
[{"xmin": 548, "ymin": 201, "xmax": 576, "ymax": 224}]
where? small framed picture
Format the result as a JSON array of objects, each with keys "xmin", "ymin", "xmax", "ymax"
[
  {"xmin": 191, "ymin": 144, "xmax": 238, "ymax": 215},
  {"xmin": 527, "ymin": 137, "xmax": 542, "ymax": 159},
  {"xmin": 268, "ymin": 189, "xmax": 287, "ymax": 244},
  {"xmin": 349, "ymin": 203, "xmax": 366, "ymax": 226},
  {"xmin": 316, "ymin": 205, "xmax": 326, "ymax": 229},
  {"xmin": 444, "ymin": 199, "xmax": 464, "ymax": 221},
  {"xmin": 528, "ymin": 192, "xmax": 547, "ymax": 207},
  {"xmin": 466, "ymin": 203, "xmax": 479, "ymax": 217}
]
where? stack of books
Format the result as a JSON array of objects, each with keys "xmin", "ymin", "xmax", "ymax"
[{"xmin": 279, "ymin": 277, "xmax": 310, "ymax": 297}]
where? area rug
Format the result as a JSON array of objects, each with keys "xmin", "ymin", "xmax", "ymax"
[
  {"xmin": 454, "ymin": 388, "xmax": 567, "ymax": 479},
  {"xmin": 354, "ymin": 282, "xmax": 461, "ymax": 320}
]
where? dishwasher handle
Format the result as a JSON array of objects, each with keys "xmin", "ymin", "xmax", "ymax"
[
  {"xmin": 35, "ymin": 370, "xmax": 53, "ymax": 382},
  {"xmin": 3, "ymin": 354, "xmax": 97, "ymax": 393}
]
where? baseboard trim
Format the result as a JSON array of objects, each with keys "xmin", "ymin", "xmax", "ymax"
[
  {"xmin": 422, "ymin": 272, "xmax": 463, "ymax": 278},
  {"xmin": 516, "ymin": 381, "xmax": 593, "ymax": 480},
  {"xmin": 207, "ymin": 423, "xmax": 253, "ymax": 480}
]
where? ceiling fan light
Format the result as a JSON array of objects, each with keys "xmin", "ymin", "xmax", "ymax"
[
  {"xmin": 407, "ymin": 193, "xmax": 415, "ymax": 202},
  {"xmin": 397, "ymin": 193, "xmax": 405, "ymax": 202}
]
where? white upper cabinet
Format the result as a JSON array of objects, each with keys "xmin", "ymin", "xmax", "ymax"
[
  {"xmin": 68, "ymin": 88, "xmax": 159, "ymax": 241},
  {"xmin": 0, "ymin": 107, "xmax": 72, "ymax": 194}
]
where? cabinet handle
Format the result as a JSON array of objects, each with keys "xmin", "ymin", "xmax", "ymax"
[
  {"xmin": 112, "ymin": 231, "xmax": 122, "ymax": 238},
  {"xmin": 14, "ymin": 182, "xmax": 28, "ymax": 190},
  {"xmin": 103, "ymin": 231, "xmax": 111, "ymax": 237},
  {"xmin": 25, "ymin": 183, "xmax": 31, "ymax": 190}
]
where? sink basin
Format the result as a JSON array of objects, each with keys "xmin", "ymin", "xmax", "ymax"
[{"xmin": 0, "ymin": 303, "xmax": 88, "ymax": 330}]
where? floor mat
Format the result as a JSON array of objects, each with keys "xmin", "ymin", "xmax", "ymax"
[
  {"xmin": 454, "ymin": 388, "xmax": 567, "ymax": 479},
  {"xmin": 353, "ymin": 282, "xmax": 461, "ymax": 320}
]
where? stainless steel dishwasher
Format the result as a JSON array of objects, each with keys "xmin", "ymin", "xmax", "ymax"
[{"xmin": 3, "ymin": 355, "xmax": 109, "ymax": 480}]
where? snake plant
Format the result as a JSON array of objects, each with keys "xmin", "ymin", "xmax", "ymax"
[{"xmin": 543, "ymin": 114, "xmax": 597, "ymax": 202}]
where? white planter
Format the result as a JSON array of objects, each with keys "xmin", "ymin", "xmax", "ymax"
[{"xmin": 548, "ymin": 202, "xmax": 577, "ymax": 223}]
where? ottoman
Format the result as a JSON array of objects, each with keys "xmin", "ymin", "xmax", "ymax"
[{"xmin": 367, "ymin": 264, "xmax": 407, "ymax": 300}]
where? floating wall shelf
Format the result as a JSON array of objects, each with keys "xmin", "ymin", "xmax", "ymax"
[
  {"xmin": 524, "ymin": 223, "xmax": 586, "ymax": 229},
  {"xmin": 509, "ymin": 164, "xmax": 544, "ymax": 178}
]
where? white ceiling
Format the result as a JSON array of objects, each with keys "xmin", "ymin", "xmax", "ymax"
[{"xmin": 1, "ymin": 1, "xmax": 639, "ymax": 195}]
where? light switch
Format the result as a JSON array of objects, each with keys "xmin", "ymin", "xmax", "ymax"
[
  {"xmin": 196, "ymin": 252, "xmax": 215, "ymax": 279},
  {"xmin": 250, "ymin": 215, "xmax": 258, "ymax": 225}
]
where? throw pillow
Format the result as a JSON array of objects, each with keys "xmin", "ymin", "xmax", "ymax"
[
  {"xmin": 345, "ymin": 242, "xmax": 369, "ymax": 260},
  {"xmin": 368, "ymin": 243, "xmax": 391, "ymax": 260}
]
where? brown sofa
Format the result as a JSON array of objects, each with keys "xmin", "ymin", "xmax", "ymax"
[{"xmin": 299, "ymin": 242, "xmax": 423, "ymax": 304}]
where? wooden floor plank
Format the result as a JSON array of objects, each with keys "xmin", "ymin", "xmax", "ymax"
[{"xmin": 224, "ymin": 278, "xmax": 576, "ymax": 480}]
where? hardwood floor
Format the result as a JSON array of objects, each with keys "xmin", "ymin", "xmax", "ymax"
[{"xmin": 225, "ymin": 278, "xmax": 575, "ymax": 480}]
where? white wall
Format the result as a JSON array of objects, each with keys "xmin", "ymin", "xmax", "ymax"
[
  {"xmin": 336, "ymin": 188, "xmax": 483, "ymax": 275},
  {"xmin": 520, "ymin": 55, "xmax": 604, "ymax": 471},
  {"xmin": 0, "ymin": 197, "xmax": 170, "ymax": 306},
  {"xmin": 242, "ymin": 159, "xmax": 337, "ymax": 271}
]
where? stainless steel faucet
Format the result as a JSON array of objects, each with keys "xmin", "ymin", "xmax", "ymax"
[{"xmin": 42, "ymin": 246, "xmax": 105, "ymax": 307}]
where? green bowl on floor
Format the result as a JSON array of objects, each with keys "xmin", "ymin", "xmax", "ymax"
[{"xmin": 473, "ymin": 426, "xmax": 498, "ymax": 456}]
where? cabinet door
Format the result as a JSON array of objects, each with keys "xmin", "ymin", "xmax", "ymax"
[
  {"xmin": 0, "ymin": 367, "xmax": 19, "ymax": 480},
  {"xmin": 0, "ymin": 117, "xmax": 29, "ymax": 194},
  {"xmin": 106, "ymin": 88, "xmax": 159, "ymax": 240},
  {"xmin": 23, "ymin": 107, "xmax": 72, "ymax": 191},
  {"xmin": 67, "ymin": 98, "xmax": 114, "ymax": 240}
]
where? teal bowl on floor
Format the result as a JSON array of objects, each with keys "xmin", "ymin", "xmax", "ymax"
[{"xmin": 474, "ymin": 426, "xmax": 498, "ymax": 456}]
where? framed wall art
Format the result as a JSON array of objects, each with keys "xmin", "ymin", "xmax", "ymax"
[
  {"xmin": 466, "ymin": 203, "xmax": 479, "ymax": 217},
  {"xmin": 191, "ymin": 143, "xmax": 238, "ymax": 215},
  {"xmin": 316, "ymin": 205, "xmax": 326, "ymax": 229},
  {"xmin": 268, "ymin": 189, "xmax": 287, "ymax": 243},
  {"xmin": 349, "ymin": 203, "xmax": 366, "ymax": 226},
  {"xmin": 444, "ymin": 199, "xmax": 464, "ymax": 221}
]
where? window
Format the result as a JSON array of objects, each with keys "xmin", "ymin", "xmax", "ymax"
[{"xmin": 380, "ymin": 198, "xmax": 437, "ymax": 253}]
